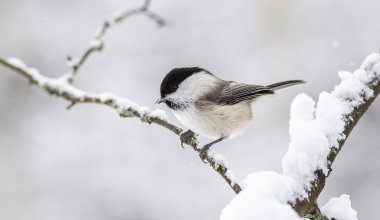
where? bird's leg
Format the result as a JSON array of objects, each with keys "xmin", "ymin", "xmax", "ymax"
[
  {"xmin": 199, "ymin": 137, "xmax": 224, "ymax": 161},
  {"xmin": 180, "ymin": 130, "xmax": 196, "ymax": 148}
]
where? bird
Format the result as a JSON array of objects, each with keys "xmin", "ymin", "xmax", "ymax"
[{"xmin": 156, "ymin": 67, "xmax": 305, "ymax": 158}]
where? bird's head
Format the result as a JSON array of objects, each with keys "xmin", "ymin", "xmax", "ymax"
[{"xmin": 156, "ymin": 67, "xmax": 214, "ymax": 110}]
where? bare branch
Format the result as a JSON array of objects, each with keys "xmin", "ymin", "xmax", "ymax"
[
  {"xmin": 143, "ymin": 11, "xmax": 166, "ymax": 27},
  {"xmin": 66, "ymin": 0, "xmax": 166, "ymax": 83},
  {"xmin": 0, "ymin": 57, "xmax": 241, "ymax": 194}
]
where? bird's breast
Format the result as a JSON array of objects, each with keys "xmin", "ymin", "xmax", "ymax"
[{"xmin": 173, "ymin": 102, "xmax": 253, "ymax": 139}]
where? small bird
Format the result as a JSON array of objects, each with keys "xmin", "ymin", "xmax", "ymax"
[{"xmin": 156, "ymin": 67, "xmax": 304, "ymax": 157}]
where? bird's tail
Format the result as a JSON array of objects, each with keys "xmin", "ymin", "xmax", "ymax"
[{"xmin": 266, "ymin": 80, "xmax": 305, "ymax": 91}]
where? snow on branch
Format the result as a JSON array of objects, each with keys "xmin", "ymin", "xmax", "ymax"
[
  {"xmin": 290, "ymin": 53, "xmax": 380, "ymax": 216},
  {"xmin": 0, "ymin": 57, "xmax": 168, "ymax": 119},
  {"xmin": 321, "ymin": 194, "xmax": 358, "ymax": 220},
  {"xmin": 66, "ymin": 0, "xmax": 165, "ymax": 83},
  {"xmin": 221, "ymin": 52, "xmax": 380, "ymax": 219}
]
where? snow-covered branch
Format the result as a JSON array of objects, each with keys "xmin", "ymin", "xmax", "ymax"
[
  {"xmin": 0, "ymin": 56, "xmax": 241, "ymax": 194},
  {"xmin": 0, "ymin": 1, "xmax": 242, "ymax": 194},
  {"xmin": 290, "ymin": 53, "xmax": 380, "ymax": 217},
  {"xmin": 221, "ymin": 53, "xmax": 380, "ymax": 220},
  {"xmin": 66, "ymin": 0, "xmax": 165, "ymax": 83}
]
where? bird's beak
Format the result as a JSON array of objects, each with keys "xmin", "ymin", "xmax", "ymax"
[{"xmin": 155, "ymin": 98, "xmax": 165, "ymax": 104}]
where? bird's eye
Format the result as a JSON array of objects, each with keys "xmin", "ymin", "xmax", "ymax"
[{"xmin": 169, "ymin": 86, "xmax": 178, "ymax": 93}]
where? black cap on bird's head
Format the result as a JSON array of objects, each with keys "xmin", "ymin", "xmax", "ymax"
[{"xmin": 158, "ymin": 67, "xmax": 207, "ymax": 102}]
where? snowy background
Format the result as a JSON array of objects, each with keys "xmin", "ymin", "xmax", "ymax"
[{"xmin": 0, "ymin": 0, "xmax": 379, "ymax": 219}]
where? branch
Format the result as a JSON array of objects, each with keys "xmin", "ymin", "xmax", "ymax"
[
  {"xmin": 66, "ymin": 0, "xmax": 166, "ymax": 83},
  {"xmin": 292, "ymin": 53, "xmax": 380, "ymax": 216},
  {"xmin": 0, "ymin": 56, "xmax": 241, "ymax": 194}
]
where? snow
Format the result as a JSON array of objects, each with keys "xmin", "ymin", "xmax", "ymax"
[
  {"xmin": 6, "ymin": 57, "xmax": 28, "ymax": 69},
  {"xmin": 208, "ymin": 151, "xmax": 227, "ymax": 164},
  {"xmin": 315, "ymin": 92, "xmax": 348, "ymax": 146},
  {"xmin": 221, "ymin": 53, "xmax": 380, "ymax": 219},
  {"xmin": 89, "ymin": 39, "xmax": 103, "ymax": 49},
  {"xmin": 221, "ymin": 171, "xmax": 300, "ymax": 220},
  {"xmin": 207, "ymin": 151, "xmax": 238, "ymax": 186},
  {"xmin": 283, "ymin": 53, "xmax": 380, "ymax": 198},
  {"xmin": 66, "ymin": 57, "xmax": 81, "ymax": 68},
  {"xmin": 90, "ymin": 91, "xmax": 166, "ymax": 118},
  {"xmin": 321, "ymin": 195, "xmax": 358, "ymax": 220},
  {"xmin": 225, "ymin": 169, "xmax": 238, "ymax": 186},
  {"xmin": 282, "ymin": 91, "xmax": 350, "ymax": 196},
  {"xmin": 283, "ymin": 93, "xmax": 330, "ymax": 197},
  {"xmin": 109, "ymin": 9, "xmax": 126, "ymax": 24},
  {"xmin": 149, "ymin": 109, "xmax": 168, "ymax": 120},
  {"xmin": 7, "ymin": 57, "xmax": 47, "ymax": 85}
]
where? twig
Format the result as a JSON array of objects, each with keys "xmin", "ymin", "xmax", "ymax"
[
  {"xmin": 66, "ymin": 0, "xmax": 166, "ymax": 83},
  {"xmin": 0, "ymin": 57, "xmax": 241, "ymax": 194}
]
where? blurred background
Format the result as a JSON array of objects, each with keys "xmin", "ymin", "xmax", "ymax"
[{"xmin": 0, "ymin": 0, "xmax": 379, "ymax": 219}]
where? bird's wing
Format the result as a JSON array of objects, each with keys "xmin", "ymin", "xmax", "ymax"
[{"xmin": 216, "ymin": 82, "xmax": 274, "ymax": 105}]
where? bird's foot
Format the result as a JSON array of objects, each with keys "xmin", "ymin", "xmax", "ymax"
[
  {"xmin": 180, "ymin": 130, "xmax": 196, "ymax": 148},
  {"xmin": 198, "ymin": 137, "xmax": 224, "ymax": 163}
]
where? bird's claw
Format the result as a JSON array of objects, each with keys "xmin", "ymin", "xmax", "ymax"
[{"xmin": 180, "ymin": 130, "xmax": 195, "ymax": 148}]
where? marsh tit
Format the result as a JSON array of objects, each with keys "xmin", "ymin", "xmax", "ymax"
[{"xmin": 156, "ymin": 67, "xmax": 304, "ymax": 157}]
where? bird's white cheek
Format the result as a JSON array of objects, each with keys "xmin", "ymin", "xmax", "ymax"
[
  {"xmin": 165, "ymin": 86, "xmax": 199, "ymax": 103},
  {"xmin": 166, "ymin": 72, "xmax": 219, "ymax": 102},
  {"xmin": 166, "ymin": 92, "xmax": 193, "ymax": 103}
]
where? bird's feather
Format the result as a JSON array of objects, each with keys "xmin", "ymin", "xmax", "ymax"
[{"xmin": 213, "ymin": 82, "xmax": 274, "ymax": 105}]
